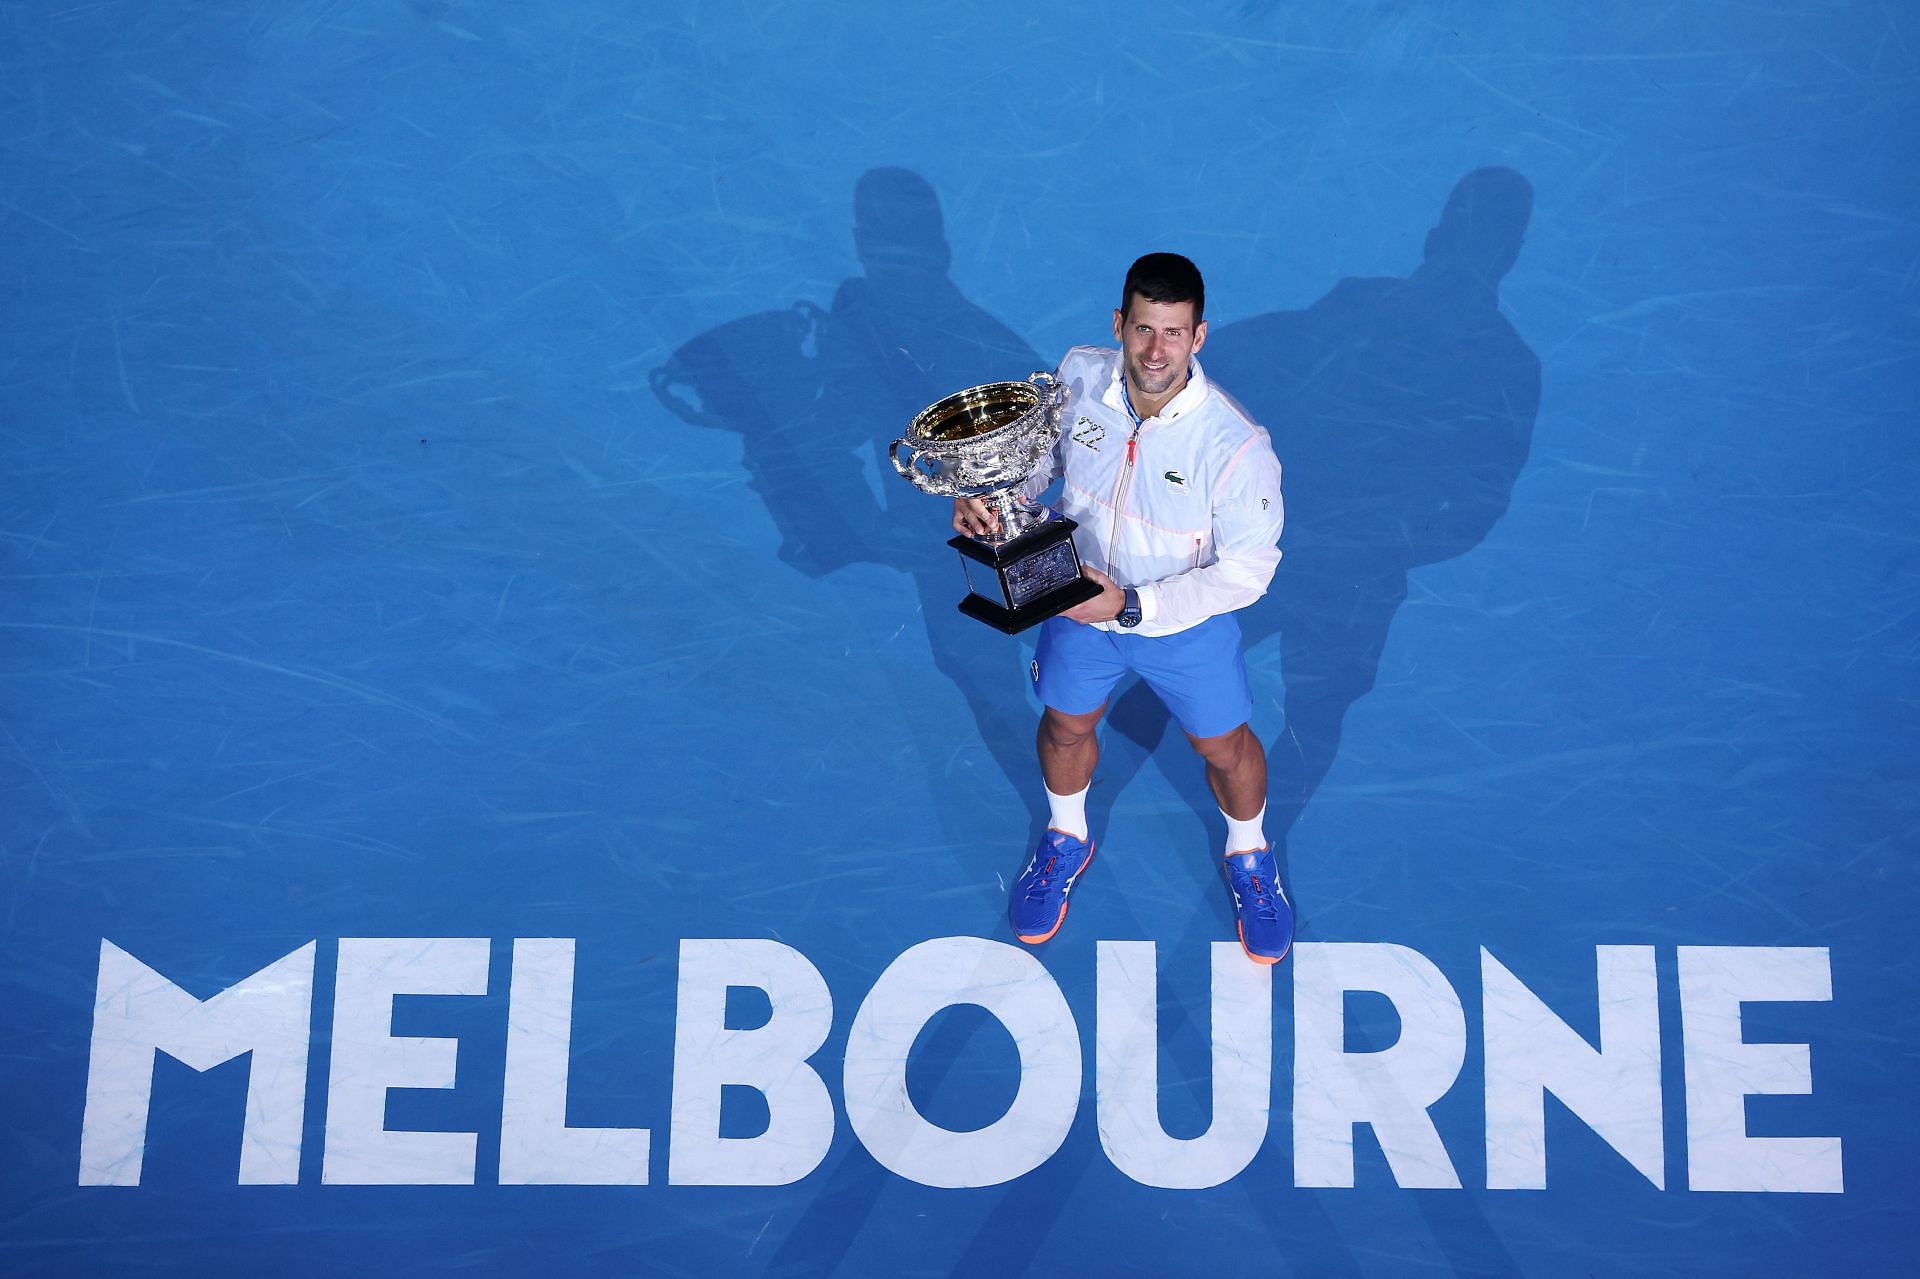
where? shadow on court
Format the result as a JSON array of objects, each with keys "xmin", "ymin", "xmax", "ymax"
[
  {"xmin": 1107, "ymin": 166, "xmax": 1542, "ymax": 890},
  {"xmin": 651, "ymin": 166, "xmax": 1048, "ymax": 831},
  {"xmin": 652, "ymin": 166, "xmax": 1540, "ymax": 1277}
]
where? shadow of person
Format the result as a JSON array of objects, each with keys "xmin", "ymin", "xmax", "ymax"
[
  {"xmin": 648, "ymin": 294, "xmax": 859, "ymax": 574},
  {"xmin": 651, "ymin": 170, "xmax": 1070, "ymax": 1279},
  {"xmin": 650, "ymin": 167, "xmax": 1049, "ymax": 823},
  {"xmin": 1111, "ymin": 167, "xmax": 1542, "ymax": 877}
]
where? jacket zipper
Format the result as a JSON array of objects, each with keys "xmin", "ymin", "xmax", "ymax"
[{"xmin": 1107, "ymin": 423, "xmax": 1142, "ymax": 570}]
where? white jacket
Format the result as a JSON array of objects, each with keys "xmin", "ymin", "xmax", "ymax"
[{"xmin": 1022, "ymin": 346, "xmax": 1284, "ymax": 637}]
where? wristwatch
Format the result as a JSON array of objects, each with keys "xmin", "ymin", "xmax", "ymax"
[{"xmin": 1117, "ymin": 587, "xmax": 1143, "ymax": 629}]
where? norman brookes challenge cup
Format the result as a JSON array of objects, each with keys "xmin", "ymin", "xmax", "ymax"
[{"xmin": 890, "ymin": 371, "xmax": 1102, "ymax": 634}]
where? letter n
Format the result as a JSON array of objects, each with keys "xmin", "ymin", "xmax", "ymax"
[{"xmin": 1482, "ymin": 946, "xmax": 1663, "ymax": 1189}]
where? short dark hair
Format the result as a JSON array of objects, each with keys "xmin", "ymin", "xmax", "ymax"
[{"xmin": 1121, "ymin": 252, "xmax": 1205, "ymax": 324}]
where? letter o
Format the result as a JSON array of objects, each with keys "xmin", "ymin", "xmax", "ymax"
[{"xmin": 844, "ymin": 937, "xmax": 1080, "ymax": 1187}]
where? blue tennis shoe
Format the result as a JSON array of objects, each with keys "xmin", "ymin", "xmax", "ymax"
[
  {"xmin": 1010, "ymin": 828, "xmax": 1097, "ymax": 944},
  {"xmin": 1224, "ymin": 846, "xmax": 1293, "ymax": 964}
]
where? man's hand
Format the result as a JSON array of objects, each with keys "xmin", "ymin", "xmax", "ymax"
[
  {"xmin": 1063, "ymin": 566, "xmax": 1124, "ymax": 624},
  {"xmin": 953, "ymin": 497, "xmax": 1000, "ymax": 538}
]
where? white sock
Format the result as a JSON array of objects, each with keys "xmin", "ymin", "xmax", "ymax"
[
  {"xmin": 1223, "ymin": 805, "xmax": 1267, "ymax": 855},
  {"xmin": 1046, "ymin": 784, "xmax": 1090, "ymax": 841}
]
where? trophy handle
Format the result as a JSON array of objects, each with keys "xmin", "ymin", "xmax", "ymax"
[
  {"xmin": 889, "ymin": 438, "xmax": 951, "ymax": 494},
  {"xmin": 888, "ymin": 436, "xmax": 919, "ymax": 477},
  {"xmin": 1028, "ymin": 369, "xmax": 1064, "ymax": 409},
  {"xmin": 890, "ymin": 439, "xmax": 1013, "ymax": 502}
]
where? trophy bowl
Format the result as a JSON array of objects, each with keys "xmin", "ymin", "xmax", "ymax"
[
  {"xmin": 891, "ymin": 371, "xmax": 1102, "ymax": 634},
  {"xmin": 891, "ymin": 375, "xmax": 1061, "ymax": 540}
]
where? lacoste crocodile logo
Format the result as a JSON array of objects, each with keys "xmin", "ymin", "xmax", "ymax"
[
  {"xmin": 1071, "ymin": 417, "xmax": 1105, "ymax": 450},
  {"xmin": 1163, "ymin": 470, "xmax": 1187, "ymax": 489}
]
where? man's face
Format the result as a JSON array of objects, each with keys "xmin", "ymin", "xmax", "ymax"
[{"xmin": 1112, "ymin": 296, "xmax": 1207, "ymax": 402}]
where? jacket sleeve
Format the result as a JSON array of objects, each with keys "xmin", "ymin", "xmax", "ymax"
[
  {"xmin": 1137, "ymin": 441, "xmax": 1284, "ymax": 630},
  {"xmin": 1016, "ymin": 356, "xmax": 1081, "ymax": 504}
]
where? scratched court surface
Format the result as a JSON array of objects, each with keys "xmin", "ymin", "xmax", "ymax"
[{"xmin": 3, "ymin": 2, "xmax": 1916, "ymax": 1276}]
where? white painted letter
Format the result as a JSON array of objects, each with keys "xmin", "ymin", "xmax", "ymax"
[
  {"xmin": 1096, "ymin": 941, "xmax": 1272, "ymax": 1188},
  {"xmin": 500, "ymin": 938, "xmax": 650, "ymax": 1185},
  {"xmin": 845, "ymin": 937, "xmax": 1079, "ymax": 1187},
  {"xmin": 79, "ymin": 940, "xmax": 316, "ymax": 1186},
  {"xmin": 1678, "ymin": 946, "xmax": 1842, "ymax": 1193},
  {"xmin": 1482, "ymin": 946, "xmax": 1663, "ymax": 1190},
  {"xmin": 322, "ymin": 937, "xmax": 490, "ymax": 1185},
  {"xmin": 668, "ymin": 939, "xmax": 833, "ymax": 1185},
  {"xmin": 1293, "ymin": 942, "xmax": 1466, "ymax": 1188}
]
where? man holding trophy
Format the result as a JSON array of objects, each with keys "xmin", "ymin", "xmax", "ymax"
[{"xmin": 945, "ymin": 253, "xmax": 1291, "ymax": 964}]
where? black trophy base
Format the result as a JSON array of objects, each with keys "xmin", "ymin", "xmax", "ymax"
[
  {"xmin": 957, "ymin": 578, "xmax": 1102, "ymax": 634},
  {"xmin": 947, "ymin": 515, "xmax": 1103, "ymax": 635}
]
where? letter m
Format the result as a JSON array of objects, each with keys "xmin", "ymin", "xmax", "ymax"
[{"xmin": 79, "ymin": 940, "xmax": 317, "ymax": 1186}]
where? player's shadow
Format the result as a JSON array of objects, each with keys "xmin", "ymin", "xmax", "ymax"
[
  {"xmin": 1102, "ymin": 167, "xmax": 1542, "ymax": 886},
  {"xmin": 651, "ymin": 170, "xmax": 1067, "ymax": 1278},
  {"xmin": 650, "ymin": 167, "xmax": 1049, "ymax": 828}
]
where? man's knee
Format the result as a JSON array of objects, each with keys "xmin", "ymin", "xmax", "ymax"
[
  {"xmin": 1188, "ymin": 722, "xmax": 1257, "ymax": 770},
  {"xmin": 1041, "ymin": 705, "xmax": 1105, "ymax": 749}
]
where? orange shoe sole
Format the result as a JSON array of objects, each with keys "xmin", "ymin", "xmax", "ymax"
[{"xmin": 1016, "ymin": 902, "xmax": 1070, "ymax": 945}]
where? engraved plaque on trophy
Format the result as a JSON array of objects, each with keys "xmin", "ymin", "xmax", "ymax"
[{"xmin": 890, "ymin": 373, "xmax": 1102, "ymax": 634}]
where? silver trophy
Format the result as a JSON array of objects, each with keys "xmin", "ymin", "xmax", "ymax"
[{"xmin": 890, "ymin": 371, "xmax": 1101, "ymax": 633}]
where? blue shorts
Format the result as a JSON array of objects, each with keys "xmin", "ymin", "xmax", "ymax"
[{"xmin": 1031, "ymin": 613, "xmax": 1253, "ymax": 740}]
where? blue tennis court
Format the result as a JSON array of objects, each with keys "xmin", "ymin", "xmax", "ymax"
[{"xmin": 3, "ymin": 2, "xmax": 1915, "ymax": 1274}]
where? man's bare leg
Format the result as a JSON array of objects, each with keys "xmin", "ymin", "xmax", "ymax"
[
  {"xmin": 1187, "ymin": 723, "xmax": 1269, "ymax": 841},
  {"xmin": 1038, "ymin": 703, "xmax": 1107, "ymax": 799}
]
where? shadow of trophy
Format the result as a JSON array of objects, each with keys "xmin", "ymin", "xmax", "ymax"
[{"xmin": 890, "ymin": 372, "xmax": 1100, "ymax": 633}]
